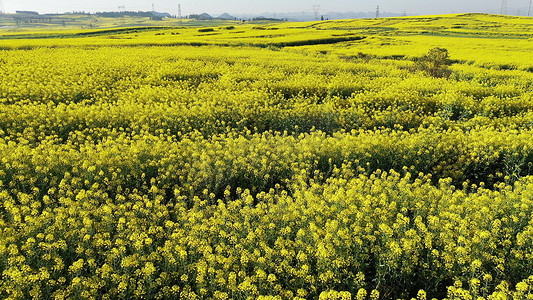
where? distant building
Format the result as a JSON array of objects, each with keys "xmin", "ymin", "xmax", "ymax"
[
  {"xmin": 95, "ymin": 11, "xmax": 171, "ymax": 18},
  {"xmin": 151, "ymin": 11, "xmax": 171, "ymax": 18},
  {"xmin": 16, "ymin": 11, "xmax": 39, "ymax": 15}
]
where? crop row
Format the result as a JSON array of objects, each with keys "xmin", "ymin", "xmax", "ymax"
[{"xmin": 1, "ymin": 127, "xmax": 532, "ymax": 202}]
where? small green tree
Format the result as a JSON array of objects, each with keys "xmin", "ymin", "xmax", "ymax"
[{"xmin": 415, "ymin": 47, "xmax": 452, "ymax": 78}]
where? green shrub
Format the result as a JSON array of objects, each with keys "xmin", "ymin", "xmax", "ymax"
[
  {"xmin": 415, "ymin": 47, "xmax": 452, "ymax": 78},
  {"xmin": 198, "ymin": 28, "xmax": 215, "ymax": 32}
]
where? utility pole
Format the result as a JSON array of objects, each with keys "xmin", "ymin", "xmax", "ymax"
[
  {"xmin": 313, "ymin": 5, "xmax": 320, "ymax": 21},
  {"xmin": 529, "ymin": 0, "xmax": 532, "ymax": 16},
  {"xmin": 376, "ymin": 5, "xmax": 380, "ymax": 18},
  {"xmin": 118, "ymin": 6, "xmax": 125, "ymax": 26},
  {"xmin": 500, "ymin": 0, "xmax": 507, "ymax": 15}
]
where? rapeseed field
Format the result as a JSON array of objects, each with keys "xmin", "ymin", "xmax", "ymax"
[{"xmin": 0, "ymin": 13, "xmax": 533, "ymax": 299}]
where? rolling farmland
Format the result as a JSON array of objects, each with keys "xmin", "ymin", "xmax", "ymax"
[{"xmin": 1, "ymin": 13, "xmax": 533, "ymax": 299}]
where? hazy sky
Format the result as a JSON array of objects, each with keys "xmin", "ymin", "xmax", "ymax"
[{"xmin": 2, "ymin": 0, "xmax": 527, "ymax": 16}]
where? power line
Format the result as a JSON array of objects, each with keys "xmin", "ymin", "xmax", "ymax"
[
  {"xmin": 500, "ymin": 0, "xmax": 507, "ymax": 15},
  {"xmin": 118, "ymin": 6, "xmax": 126, "ymax": 26},
  {"xmin": 313, "ymin": 5, "xmax": 320, "ymax": 21}
]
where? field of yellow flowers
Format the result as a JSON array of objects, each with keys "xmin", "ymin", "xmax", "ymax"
[{"xmin": 1, "ymin": 13, "xmax": 533, "ymax": 299}]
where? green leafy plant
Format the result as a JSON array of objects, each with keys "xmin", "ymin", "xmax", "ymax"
[{"xmin": 415, "ymin": 47, "xmax": 452, "ymax": 78}]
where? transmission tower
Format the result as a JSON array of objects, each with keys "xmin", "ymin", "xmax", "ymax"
[
  {"xmin": 152, "ymin": 3, "xmax": 155, "ymax": 11},
  {"xmin": 0, "ymin": 0, "xmax": 5, "ymax": 14},
  {"xmin": 528, "ymin": 0, "xmax": 532, "ymax": 16},
  {"xmin": 500, "ymin": 0, "xmax": 507, "ymax": 14},
  {"xmin": 178, "ymin": 4, "xmax": 182, "ymax": 19},
  {"xmin": 313, "ymin": 5, "xmax": 320, "ymax": 21},
  {"xmin": 118, "ymin": 6, "xmax": 126, "ymax": 26},
  {"xmin": 376, "ymin": 5, "xmax": 380, "ymax": 18}
]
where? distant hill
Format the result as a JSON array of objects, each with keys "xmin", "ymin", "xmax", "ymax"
[
  {"xmin": 233, "ymin": 11, "xmax": 403, "ymax": 21},
  {"xmin": 219, "ymin": 13, "xmax": 236, "ymax": 20},
  {"xmin": 189, "ymin": 13, "xmax": 214, "ymax": 20}
]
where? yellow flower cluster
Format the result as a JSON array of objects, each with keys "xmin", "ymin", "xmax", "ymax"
[
  {"xmin": 1, "ymin": 46, "xmax": 531, "ymax": 138},
  {"xmin": 3, "ymin": 169, "xmax": 533, "ymax": 299},
  {"xmin": 0, "ymin": 14, "xmax": 533, "ymax": 299}
]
